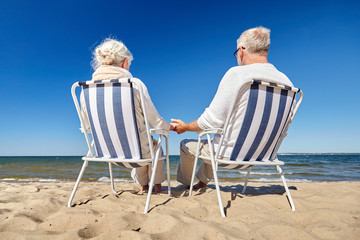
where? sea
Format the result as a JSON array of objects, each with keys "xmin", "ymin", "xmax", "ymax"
[{"xmin": 0, "ymin": 154, "xmax": 359, "ymax": 183}]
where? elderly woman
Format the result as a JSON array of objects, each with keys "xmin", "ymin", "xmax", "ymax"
[{"xmin": 81, "ymin": 38, "xmax": 172, "ymax": 193}]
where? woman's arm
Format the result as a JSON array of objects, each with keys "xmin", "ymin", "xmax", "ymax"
[{"xmin": 138, "ymin": 81, "xmax": 171, "ymax": 130}]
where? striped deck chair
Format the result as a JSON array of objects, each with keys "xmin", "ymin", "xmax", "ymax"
[
  {"xmin": 68, "ymin": 78, "xmax": 171, "ymax": 214},
  {"xmin": 188, "ymin": 80, "xmax": 303, "ymax": 217}
]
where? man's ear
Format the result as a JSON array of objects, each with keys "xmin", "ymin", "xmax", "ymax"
[{"xmin": 239, "ymin": 48, "xmax": 244, "ymax": 60}]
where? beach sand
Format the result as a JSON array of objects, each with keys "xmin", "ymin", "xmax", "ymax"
[{"xmin": 0, "ymin": 181, "xmax": 359, "ymax": 239}]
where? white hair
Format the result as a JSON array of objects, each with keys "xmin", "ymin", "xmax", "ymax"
[
  {"xmin": 237, "ymin": 27, "xmax": 271, "ymax": 55},
  {"xmin": 91, "ymin": 38, "xmax": 133, "ymax": 70}
]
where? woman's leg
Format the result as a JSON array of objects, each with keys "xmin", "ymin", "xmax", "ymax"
[{"xmin": 131, "ymin": 166, "xmax": 149, "ymax": 190}]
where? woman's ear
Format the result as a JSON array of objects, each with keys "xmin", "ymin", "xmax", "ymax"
[{"xmin": 120, "ymin": 58, "xmax": 128, "ymax": 69}]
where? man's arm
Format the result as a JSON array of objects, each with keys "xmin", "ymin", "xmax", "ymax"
[{"xmin": 171, "ymin": 119, "xmax": 201, "ymax": 134}]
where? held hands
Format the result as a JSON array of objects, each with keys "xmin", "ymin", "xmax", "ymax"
[
  {"xmin": 169, "ymin": 123, "xmax": 177, "ymax": 131},
  {"xmin": 170, "ymin": 119, "xmax": 187, "ymax": 134}
]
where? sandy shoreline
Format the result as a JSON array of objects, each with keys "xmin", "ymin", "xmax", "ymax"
[{"xmin": 0, "ymin": 181, "xmax": 359, "ymax": 239}]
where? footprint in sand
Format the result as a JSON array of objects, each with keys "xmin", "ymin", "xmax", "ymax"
[
  {"xmin": 77, "ymin": 224, "xmax": 101, "ymax": 239},
  {"xmin": 15, "ymin": 213, "xmax": 43, "ymax": 223},
  {"xmin": 0, "ymin": 209, "xmax": 12, "ymax": 214},
  {"xmin": 0, "ymin": 212, "xmax": 40, "ymax": 232}
]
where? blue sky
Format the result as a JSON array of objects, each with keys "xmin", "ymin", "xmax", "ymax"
[{"xmin": 0, "ymin": 0, "xmax": 359, "ymax": 155}]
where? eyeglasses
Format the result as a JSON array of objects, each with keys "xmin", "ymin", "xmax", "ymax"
[{"xmin": 234, "ymin": 46, "xmax": 245, "ymax": 58}]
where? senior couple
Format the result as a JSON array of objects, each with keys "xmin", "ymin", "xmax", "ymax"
[{"xmin": 84, "ymin": 27, "xmax": 293, "ymax": 193}]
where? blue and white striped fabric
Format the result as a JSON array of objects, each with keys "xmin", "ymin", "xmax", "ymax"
[
  {"xmin": 218, "ymin": 80, "xmax": 297, "ymax": 169},
  {"xmin": 217, "ymin": 163, "xmax": 251, "ymax": 170},
  {"xmin": 80, "ymin": 79, "xmax": 148, "ymax": 168}
]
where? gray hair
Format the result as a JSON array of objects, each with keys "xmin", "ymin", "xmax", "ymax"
[
  {"xmin": 91, "ymin": 38, "xmax": 133, "ymax": 70},
  {"xmin": 237, "ymin": 27, "xmax": 271, "ymax": 55}
]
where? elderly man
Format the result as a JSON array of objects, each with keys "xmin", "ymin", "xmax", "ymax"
[{"xmin": 172, "ymin": 27, "xmax": 294, "ymax": 189}]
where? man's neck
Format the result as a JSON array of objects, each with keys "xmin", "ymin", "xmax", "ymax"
[{"xmin": 243, "ymin": 55, "xmax": 268, "ymax": 65}]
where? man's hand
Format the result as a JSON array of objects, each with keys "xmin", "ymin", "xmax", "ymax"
[
  {"xmin": 171, "ymin": 119, "xmax": 202, "ymax": 134},
  {"xmin": 171, "ymin": 119, "xmax": 187, "ymax": 134}
]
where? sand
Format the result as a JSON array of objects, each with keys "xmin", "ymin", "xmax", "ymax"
[{"xmin": 0, "ymin": 181, "xmax": 359, "ymax": 239}]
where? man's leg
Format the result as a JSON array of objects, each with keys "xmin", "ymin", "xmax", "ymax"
[
  {"xmin": 176, "ymin": 139, "xmax": 213, "ymax": 186},
  {"xmin": 195, "ymin": 160, "xmax": 213, "ymax": 185},
  {"xmin": 176, "ymin": 139, "xmax": 197, "ymax": 186}
]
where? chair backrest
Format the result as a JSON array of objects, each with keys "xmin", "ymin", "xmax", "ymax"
[
  {"xmin": 221, "ymin": 80, "xmax": 302, "ymax": 162},
  {"xmin": 73, "ymin": 78, "xmax": 151, "ymax": 160}
]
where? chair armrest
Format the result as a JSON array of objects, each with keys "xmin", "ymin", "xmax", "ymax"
[
  {"xmin": 150, "ymin": 129, "xmax": 170, "ymax": 137},
  {"xmin": 197, "ymin": 128, "xmax": 223, "ymax": 137}
]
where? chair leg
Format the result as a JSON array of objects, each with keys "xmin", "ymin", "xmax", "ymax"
[
  {"xmin": 144, "ymin": 145, "xmax": 162, "ymax": 214},
  {"xmin": 206, "ymin": 134, "xmax": 226, "ymax": 217},
  {"xmin": 212, "ymin": 166, "xmax": 226, "ymax": 217},
  {"xmin": 165, "ymin": 137, "xmax": 171, "ymax": 196},
  {"xmin": 276, "ymin": 165, "xmax": 296, "ymax": 211},
  {"xmin": 108, "ymin": 162, "xmax": 117, "ymax": 194},
  {"xmin": 189, "ymin": 135, "xmax": 202, "ymax": 197},
  {"xmin": 242, "ymin": 167, "xmax": 252, "ymax": 194},
  {"xmin": 68, "ymin": 160, "xmax": 88, "ymax": 207}
]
